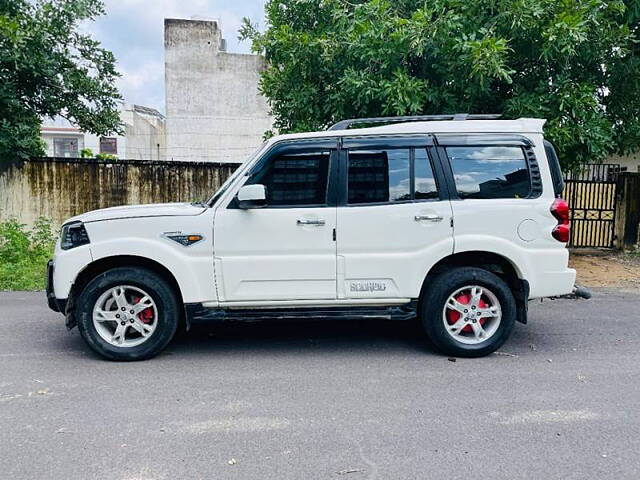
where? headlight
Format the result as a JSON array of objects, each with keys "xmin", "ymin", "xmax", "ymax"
[{"xmin": 60, "ymin": 222, "xmax": 90, "ymax": 250}]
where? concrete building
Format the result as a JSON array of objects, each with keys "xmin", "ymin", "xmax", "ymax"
[
  {"xmin": 608, "ymin": 152, "xmax": 640, "ymax": 172},
  {"xmin": 164, "ymin": 18, "xmax": 272, "ymax": 163},
  {"xmin": 41, "ymin": 103, "xmax": 166, "ymax": 160},
  {"xmin": 40, "ymin": 18, "xmax": 271, "ymax": 164},
  {"xmin": 120, "ymin": 104, "xmax": 167, "ymax": 161}
]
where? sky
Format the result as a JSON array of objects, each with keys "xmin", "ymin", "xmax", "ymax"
[{"xmin": 88, "ymin": 0, "xmax": 267, "ymax": 114}]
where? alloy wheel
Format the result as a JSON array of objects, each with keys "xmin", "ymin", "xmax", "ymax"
[
  {"xmin": 442, "ymin": 285, "xmax": 502, "ymax": 345},
  {"xmin": 92, "ymin": 285, "xmax": 158, "ymax": 348}
]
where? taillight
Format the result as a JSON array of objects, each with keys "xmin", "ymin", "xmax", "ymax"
[{"xmin": 550, "ymin": 197, "xmax": 570, "ymax": 243}]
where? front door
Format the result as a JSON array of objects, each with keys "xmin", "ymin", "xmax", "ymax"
[
  {"xmin": 336, "ymin": 137, "xmax": 454, "ymax": 300},
  {"xmin": 214, "ymin": 140, "xmax": 338, "ymax": 302}
]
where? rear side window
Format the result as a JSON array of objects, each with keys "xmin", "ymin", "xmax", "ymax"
[
  {"xmin": 348, "ymin": 149, "xmax": 410, "ymax": 203},
  {"xmin": 347, "ymin": 148, "xmax": 439, "ymax": 204},
  {"xmin": 446, "ymin": 146, "xmax": 531, "ymax": 199},
  {"xmin": 250, "ymin": 151, "xmax": 331, "ymax": 206}
]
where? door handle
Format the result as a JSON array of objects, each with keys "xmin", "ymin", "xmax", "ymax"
[
  {"xmin": 297, "ymin": 219, "xmax": 326, "ymax": 226},
  {"xmin": 415, "ymin": 214, "xmax": 443, "ymax": 222}
]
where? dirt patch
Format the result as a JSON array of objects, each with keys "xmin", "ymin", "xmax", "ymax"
[{"xmin": 569, "ymin": 250, "xmax": 640, "ymax": 288}]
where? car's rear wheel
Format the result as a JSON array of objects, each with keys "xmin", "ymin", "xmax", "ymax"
[
  {"xmin": 76, "ymin": 267, "xmax": 179, "ymax": 361},
  {"xmin": 420, "ymin": 267, "xmax": 516, "ymax": 357}
]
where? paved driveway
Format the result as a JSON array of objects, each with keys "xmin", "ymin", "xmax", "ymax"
[{"xmin": 1, "ymin": 289, "xmax": 639, "ymax": 479}]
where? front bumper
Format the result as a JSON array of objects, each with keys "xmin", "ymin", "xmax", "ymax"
[{"xmin": 45, "ymin": 260, "xmax": 66, "ymax": 313}]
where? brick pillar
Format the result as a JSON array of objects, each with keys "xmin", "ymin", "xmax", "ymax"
[{"xmin": 615, "ymin": 172, "xmax": 640, "ymax": 249}]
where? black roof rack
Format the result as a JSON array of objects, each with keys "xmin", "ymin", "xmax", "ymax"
[{"xmin": 327, "ymin": 113, "xmax": 502, "ymax": 131}]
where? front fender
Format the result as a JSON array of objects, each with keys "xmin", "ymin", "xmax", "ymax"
[{"xmin": 87, "ymin": 236, "xmax": 216, "ymax": 304}]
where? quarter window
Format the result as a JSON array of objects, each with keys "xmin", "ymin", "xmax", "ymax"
[
  {"xmin": 250, "ymin": 151, "xmax": 331, "ymax": 206},
  {"xmin": 446, "ymin": 146, "xmax": 531, "ymax": 199},
  {"xmin": 414, "ymin": 148, "xmax": 439, "ymax": 200}
]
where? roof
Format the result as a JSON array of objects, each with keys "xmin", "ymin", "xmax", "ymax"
[
  {"xmin": 270, "ymin": 118, "xmax": 546, "ymax": 145},
  {"xmin": 131, "ymin": 104, "xmax": 165, "ymax": 120}
]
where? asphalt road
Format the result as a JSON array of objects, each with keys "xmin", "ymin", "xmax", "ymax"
[{"xmin": 1, "ymin": 289, "xmax": 639, "ymax": 480}]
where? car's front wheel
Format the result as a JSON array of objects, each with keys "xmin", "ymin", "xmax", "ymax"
[
  {"xmin": 76, "ymin": 267, "xmax": 179, "ymax": 361},
  {"xmin": 421, "ymin": 267, "xmax": 516, "ymax": 357}
]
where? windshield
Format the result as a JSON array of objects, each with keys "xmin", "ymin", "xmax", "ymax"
[{"xmin": 207, "ymin": 142, "xmax": 268, "ymax": 206}]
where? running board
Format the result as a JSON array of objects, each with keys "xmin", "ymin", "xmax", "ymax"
[{"xmin": 185, "ymin": 301, "xmax": 418, "ymax": 326}]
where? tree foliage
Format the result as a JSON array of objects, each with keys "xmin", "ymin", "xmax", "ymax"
[
  {"xmin": 0, "ymin": 0, "xmax": 121, "ymax": 159},
  {"xmin": 241, "ymin": 0, "xmax": 640, "ymax": 168}
]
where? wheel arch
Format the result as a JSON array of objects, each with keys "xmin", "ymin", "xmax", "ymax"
[
  {"xmin": 419, "ymin": 251, "xmax": 530, "ymax": 324},
  {"xmin": 66, "ymin": 255, "xmax": 185, "ymax": 328}
]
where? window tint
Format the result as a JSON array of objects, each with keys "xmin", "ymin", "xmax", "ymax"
[
  {"xmin": 414, "ymin": 148, "xmax": 439, "ymax": 200},
  {"xmin": 251, "ymin": 151, "xmax": 330, "ymax": 206},
  {"xmin": 348, "ymin": 149, "xmax": 411, "ymax": 203},
  {"xmin": 447, "ymin": 146, "xmax": 531, "ymax": 199}
]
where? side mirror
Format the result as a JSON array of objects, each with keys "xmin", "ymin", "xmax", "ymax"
[{"xmin": 237, "ymin": 184, "xmax": 267, "ymax": 209}]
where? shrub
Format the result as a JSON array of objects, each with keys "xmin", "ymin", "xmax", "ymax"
[
  {"xmin": 80, "ymin": 148, "xmax": 94, "ymax": 158},
  {"xmin": 95, "ymin": 153, "xmax": 117, "ymax": 161},
  {"xmin": 0, "ymin": 217, "xmax": 56, "ymax": 291}
]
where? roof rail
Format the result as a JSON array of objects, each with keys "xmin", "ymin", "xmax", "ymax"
[{"xmin": 327, "ymin": 114, "xmax": 502, "ymax": 131}]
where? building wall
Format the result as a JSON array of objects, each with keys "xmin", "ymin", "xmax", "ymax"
[
  {"xmin": 40, "ymin": 104, "xmax": 164, "ymax": 160},
  {"xmin": 121, "ymin": 107, "xmax": 166, "ymax": 161},
  {"xmin": 164, "ymin": 18, "xmax": 272, "ymax": 163},
  {"xmin": 41, "ymin": 126, "xmax": 86, "ymax": 157},
  {"xmin": 607, "ymin": 152, "xmax": 640, "ymax": 173}
]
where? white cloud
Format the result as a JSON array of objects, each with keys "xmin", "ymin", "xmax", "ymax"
[
  {"xmin": 116, "ymin": 60, "xmax": 165, "ymax": 112},
  {"xmin": 449, "ymin": 146, "xmax": 524, "ymax": 163},
  {"xmin": 84, "ymin": 0, "xmax": 266, "ymax": 111}
]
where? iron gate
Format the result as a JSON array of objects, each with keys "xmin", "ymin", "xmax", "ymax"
[{"xmin": 563, "ymin": 164, "xmax": 621, "ymax": 248}]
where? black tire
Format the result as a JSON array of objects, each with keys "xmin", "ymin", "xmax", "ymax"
[
  {"xmin": 76, "ymin": 267, "xmax": 179, "ymax": 361},
  {"xmin": 420, "ymin": 267, "xmax": 516, "ymax": 358}
]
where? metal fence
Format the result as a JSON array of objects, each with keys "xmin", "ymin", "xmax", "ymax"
[{"xmin": 563, "ymin": 164, "xmax": 623, "ymax": 248}]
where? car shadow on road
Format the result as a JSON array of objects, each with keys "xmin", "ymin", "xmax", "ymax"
[
  {"xmin": 47, "ymin": 312, "xmax": 544, "ymax": 361},
  {"xmin": 165, "ymin": 318, "xmax": 435, "ymax": 358},
  {"xmin": 163, "ymin": 317, "xmax": 547, "ymax": 360}
]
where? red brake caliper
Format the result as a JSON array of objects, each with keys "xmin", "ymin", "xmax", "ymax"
[
  {"xmin": 446, "ymin": 292, "xmax": 488, "ymax": 333},
  {"xmin": 132, "ymin": 296, "xmax": 154, "ymax": 324}
]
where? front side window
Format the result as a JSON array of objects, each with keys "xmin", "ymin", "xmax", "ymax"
[
  {"xmin": 209, "ymin": 142, "xmax": 267, "ymax": 206},
  {"xmin": 249, "ymin": 150, "xmax": 331, "ymax": 206},
  {"xmin": 446, "ymin": 146, "xmax": 531, "ymax": 199},
  {"xmin": 347, "ymin": 148, "xmax": 438, "ymax": 204}
]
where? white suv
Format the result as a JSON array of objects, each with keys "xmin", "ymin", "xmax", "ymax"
[{"xmin": 46, "ymin": 115, "xmax": 576, "ymax": 361}]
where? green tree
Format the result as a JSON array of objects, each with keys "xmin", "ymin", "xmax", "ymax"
[
  {"xmin": 241, "ymin": 0, "xmax": 640, "ymax": 168},
  {"xmin": 0, "ymin": 0, "xmax": 122, "ymax": 159}
]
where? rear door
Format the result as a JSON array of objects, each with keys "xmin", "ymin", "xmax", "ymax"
[
  {"xmin": 335, "ymin": 135, "xmax": 454, "ymax": 300},
  {"xmin": 435, "ymin": 134, "xmax": 552, "ymax": 254}
]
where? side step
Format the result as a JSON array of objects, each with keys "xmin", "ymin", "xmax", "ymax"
[{"xmin": 185, "ymin": 301, "xmax": 418, "ymax": 326}]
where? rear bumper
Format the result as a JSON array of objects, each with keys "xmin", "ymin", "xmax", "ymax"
[
  {"xmin": 45, "ymin": 260, "xmax": 67, "ymax": 313},
  {"xmin": 522, "ymin": 246, "xmax": 576, "ymax": 298},
  {"xmin": 530, "ymin": 268, "xmax": 576, "ymax": 298}
]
